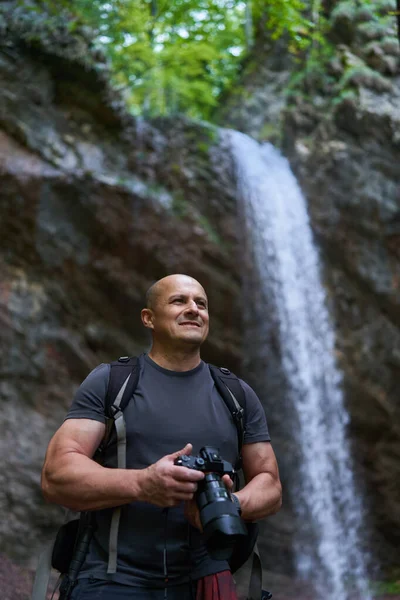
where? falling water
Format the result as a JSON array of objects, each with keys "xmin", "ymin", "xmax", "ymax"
[{"xmin": 227, "ymin": 130, "xmax": 371, "ymax": 599}]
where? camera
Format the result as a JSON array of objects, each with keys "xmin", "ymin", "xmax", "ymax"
[{"xmin": 174, "ymin": 446, "xmax": 247, "ymax": 560}]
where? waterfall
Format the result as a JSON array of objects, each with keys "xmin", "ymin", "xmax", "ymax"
[{"xmin": 227, "ymin": 130, "xmax": 371, "ymax": 600}]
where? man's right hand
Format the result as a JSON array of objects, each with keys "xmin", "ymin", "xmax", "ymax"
[{"xmin": 139, "ymin": 443, "xmax": 205, "ymax": 507}]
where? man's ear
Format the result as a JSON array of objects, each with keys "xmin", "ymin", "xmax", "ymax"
[{"xmin": 141, "ymin": 308, "xmax": 154, "ymax": 330}]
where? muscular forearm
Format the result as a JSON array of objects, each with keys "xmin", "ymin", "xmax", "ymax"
[
  {"xmin": 235, "ymin": 472, "xmax": 282, "ymax": 521},
  {"xmin": 42, "ymin": 454, "xmax": 146, "ymax": 512}
]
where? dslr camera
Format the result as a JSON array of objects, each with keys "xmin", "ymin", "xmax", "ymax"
[{"xmin": 174, "ymin": 446, "xmax": 247, "ymax": 560}]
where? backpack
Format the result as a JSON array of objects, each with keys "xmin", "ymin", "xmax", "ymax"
[{"xmin": 32, "ymin": 356, "xmax": 270, "ymax": 600}]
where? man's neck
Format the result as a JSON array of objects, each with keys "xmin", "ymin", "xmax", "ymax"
[{"xmin": 148, "ymin": 346, "xmax": 202, "ymax": 372}]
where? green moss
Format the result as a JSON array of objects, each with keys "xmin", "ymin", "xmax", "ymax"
[
  {"xmin": 170, "ymin": 192, "xmax": 188, "ymax": 219},
  {"xmin": 372, "ymin": 580, "xmax": 400, "ymax": 595},
  {"xmin": 170, "ymin": 163, "xmax": 182, "ymax": 174},
  {"xmin": 0, "ymin": 0, "xmax": 100, "ymax": 67},
  {"xmin": 331, "ymin": 88, "xmax": 358, "ymax": 107},
  {"xmin": 196, "ymin": 215, "xmax": 222, "ymax": 246},
  {"xmin": 197, "ymin": 141, "xmax": 211, "ymax": 155},
  {"xmin": 259, "ymin": 122, "xmax": 282, "ymax": 144},
  {"xmin": 337, "ymin": 63, "xmax": 391, "ymax": 92}
]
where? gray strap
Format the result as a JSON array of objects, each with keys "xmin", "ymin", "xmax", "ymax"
[
  {"xmin": 114, "ymin": 412, "xmax": 127, "ymax": 469},
  {"xmin": 31, "ymin": 541, "xmax": 54, "ymax": 600},
  {"xmin": 107, "ymin": 373, "xmax": 131, "ymax": 574},
  {"xmin": 226, "ymin": 385, "xmax": 242, "ymax": 412},
  {"xmin": 107, "ymin": 506, "xmax": 122, "ymax": 574},
  {"xmin": 248, "ymin": 542, "xmax": 263, "ymax": 600},
  {"xmin": 113, "ymin": 373, "xmax": 132, "ymax": 411}
]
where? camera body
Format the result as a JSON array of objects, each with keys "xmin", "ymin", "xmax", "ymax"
[
  {"xmin": 174, "ymin": 446, "xmax": 247, "ymax": 560},
  {"xmin": 174, "ymin": 446, "xmax": 234, "ymax": 476}
]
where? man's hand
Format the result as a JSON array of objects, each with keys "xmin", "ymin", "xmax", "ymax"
[
  {"xmin": 139, "ymin": 443, "xmax": 205, "ymax": 507},
  {"xmin": 184, "ymin": 473, "xmax": 234, "ymax": 531}
]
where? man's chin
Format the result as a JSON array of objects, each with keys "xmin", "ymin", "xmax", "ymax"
[{"xmin": 177, "ymin": 331, "xmax": 206, "ymax": 345}]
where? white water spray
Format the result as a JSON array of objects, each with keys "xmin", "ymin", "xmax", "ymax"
[{"xmin": 227, "ymin": 130, "xmax": 371, "ymax": 599}]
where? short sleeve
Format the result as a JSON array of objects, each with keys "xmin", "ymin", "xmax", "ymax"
[
  {"xmin": 65, "ymin": 363, "xmax": 110, "ymax": 424},
  {"xmin": 240, "ymin": 379, "xmax": 271, "ymax": 444}
]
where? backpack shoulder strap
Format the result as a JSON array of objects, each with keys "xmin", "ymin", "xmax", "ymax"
[
  {"xmin": 103, "ymin": 355, "xmax": 141, "ymax": 575},
  {"xmin": 95, "ymin": 356, "xmax": 141, "ymax": 461},
  {"xmin": 105, "ymin": 356, "xmax": 141, "ymax": 417},
  {"xmin": 208, "ymin": 364, "xmax": 246, "ymax": 464}
]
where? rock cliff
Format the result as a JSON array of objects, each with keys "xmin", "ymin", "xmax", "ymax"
[{"xmin": 0, "ymin": 6, "xmax": 243, "ymax": 575}]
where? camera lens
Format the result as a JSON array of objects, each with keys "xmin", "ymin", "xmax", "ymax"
[{"xmin": 197, "ymin": 473, "xmax": 247, "ymax": 560}]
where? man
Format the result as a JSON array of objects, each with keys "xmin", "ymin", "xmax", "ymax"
[{"xmin": 41, "ymin": 274, "xmax": 282, "ymax": 600}]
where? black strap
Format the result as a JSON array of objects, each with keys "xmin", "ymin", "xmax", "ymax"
[
  {"xmin": 208, "ymin": 364, "xmax": 246, "ymax": 463},
  {"xmin": 105, "ymin": 356, "xmax": 141, "ymax": 417}
]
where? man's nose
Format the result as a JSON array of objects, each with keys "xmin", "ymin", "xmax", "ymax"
[{"xmin": 185, "ymin": 300, "xmax": 199, "ymax": 313}]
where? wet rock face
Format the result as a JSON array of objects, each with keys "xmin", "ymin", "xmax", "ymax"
[{"xmin": 0, "ymin": 35, "xmax": 243, "ymax": 566}]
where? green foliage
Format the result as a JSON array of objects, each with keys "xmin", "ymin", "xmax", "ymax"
[
  {"xmin": 49, "ymin": 0, "xmax": 248, "ymax": 121},
  {"xmin": 9, "ymin": 0, "xmax": 397, "ymax": 120},
  {"xmin": 22, "ymin": 0, "xmax": 338, "ymax": 121},
  {"xmin": 372, "ymin": 579, "xmax": 400, "ymax": 595}
]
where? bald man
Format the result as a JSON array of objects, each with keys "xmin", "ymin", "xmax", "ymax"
[{"xmin": 42, "ymin": 274, "xmax": 281, "ymax": 600}]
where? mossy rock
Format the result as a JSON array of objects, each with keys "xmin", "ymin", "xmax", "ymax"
[
  {"xmin": 375, "ymin": 0, "xmax": 397, "ymax": 14},
  {"xmin": 380, "ymin": 36, "xmax": 400, "ymax": 56},
  {"xmin": 338, "ymin": 63, "xmax": 393, "ymax": 93},
  {"xmin": 358, "ymin": 19, "xmax": 396, "ymax": 42},
  {"xmin": 330, "ymin": 1, "xmax": 357, "ymax": 44},
  {"xmin": 355, "ymin": 5, "xmax": 376, "ymax": 23},
  {"xmin": 331, "ymin": 1, "xmax": 357, "ymax": 22},
  {"xmin": 0, "ymin": 0, "xmax": 101, "ymax": 67},
  {"xmin": 365, "ymin": 41, "xmax": 399, "ymax": 75}
]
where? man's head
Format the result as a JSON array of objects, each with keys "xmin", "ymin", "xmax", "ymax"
[{"xmin": 141, "ymin": 274, "xmax": 209, "ymax": 349}]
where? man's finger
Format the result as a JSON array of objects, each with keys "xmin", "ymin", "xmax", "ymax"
[
  {"xmin": 222, "ymin": 474, "xmax": 234, "ymax": 490},
  {"xmin": 170, "ymin": 480, "xmax": 198, "ymax": 494},
  {"xmin": 172, "ymin": 465, "xmax": 205, "ymax": 481},
  {"xmin": 169, "ymin": 443, "xmax": 193, "ymax": 460}
]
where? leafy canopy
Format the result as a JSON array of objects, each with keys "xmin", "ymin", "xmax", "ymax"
[{"xmin": 35, "ymin": 0, "xmax": 323, "ymax": 119}]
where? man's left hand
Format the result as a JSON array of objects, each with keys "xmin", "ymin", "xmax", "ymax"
[{"xmin": 184, "ymin": 474, "xmax": 234, "ymax": 531}]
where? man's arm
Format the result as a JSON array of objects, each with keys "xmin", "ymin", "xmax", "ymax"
[
  {"xmin": 41, "ymin": 419, "xmax": 204, "ymax": 512},
  {"xmin": 234, "ymin": 441, "xmax": 282, "ymax": 521}
]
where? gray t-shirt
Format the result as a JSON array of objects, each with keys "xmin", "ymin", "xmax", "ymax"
[{"xmin": 66, "ymin": 354, "xmax": 270, "ymax": 587}]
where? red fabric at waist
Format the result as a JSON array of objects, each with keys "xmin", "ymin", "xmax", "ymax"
[{"xmin": 196, "ymin": 570, "xmax": 238, "ymax": 600}]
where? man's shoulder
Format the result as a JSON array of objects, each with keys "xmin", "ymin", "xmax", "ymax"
[{"xmin": 82, "ymin": 362, "xmax": 111, "ymax": 387}]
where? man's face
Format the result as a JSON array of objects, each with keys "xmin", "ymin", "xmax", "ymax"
[{"xmin": 144, "ymin": 276, "xmax": 209, "ymax": 347}]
